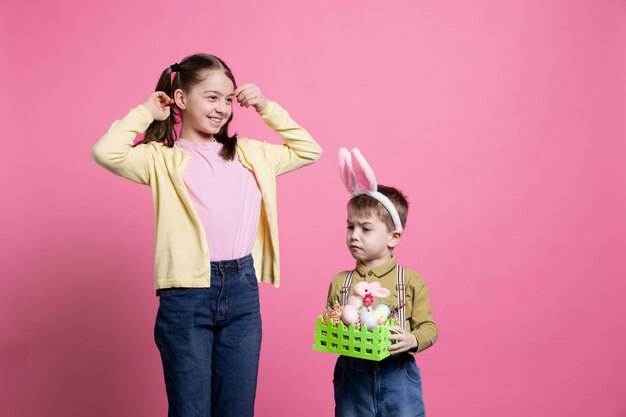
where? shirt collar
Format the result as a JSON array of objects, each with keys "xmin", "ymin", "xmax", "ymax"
[{"xmin": 355, "ymin": 256, "xmax": 397, "ymax": 279}]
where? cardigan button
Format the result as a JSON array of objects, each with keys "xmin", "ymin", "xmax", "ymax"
[{"xmin": 368, "ymin": 271, "xmax": 373, "ymax": 276}]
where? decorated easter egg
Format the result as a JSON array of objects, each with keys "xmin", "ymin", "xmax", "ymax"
[
  {"xmin": 341, "ymin": 305, "xmax": 359, "ymax": 325},
  {"xmin": 372, "ymin": 304, "xmax": 391, "ymax": 324},
  {"xmin": 359, "ymin": 311, "xmax": 378, "ymax": 330}
]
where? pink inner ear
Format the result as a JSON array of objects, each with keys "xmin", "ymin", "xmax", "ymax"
[
  {"xmin": 351, "ymin": 149, "xmax": 377, "ymax": 192},
  {"xmin": 338, "ymin": 147, "xmax": 356, "ymax": 193}
]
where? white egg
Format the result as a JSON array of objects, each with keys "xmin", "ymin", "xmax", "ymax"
[{"xmin": 359, "ymin": 311, "xmax": 378, "ymax": 330}]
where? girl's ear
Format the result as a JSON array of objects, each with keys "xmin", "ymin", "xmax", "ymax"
[
  {"xmin": 339, "ymin": 147, "xmax": 356, "ymax": 193},
  {"xmin": 351, "ymin": 149, "xmax": 377, "ymax": 192},
  {"xmin": 174, "ymin": 88, "xmax": 186, "ymax": 109}
]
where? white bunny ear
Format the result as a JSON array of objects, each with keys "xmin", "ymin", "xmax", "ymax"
[
  {"xmin": 351, "ymin": 149, "xmax": 378, "ymax": 192},
  {"xmin": 369, "ymin": 282, "xmax": 391, "ymax": 298},
  {"xmin": 377, "ymin": 288, "xmax": 391, "ymax": 298},
  {"xmin": 338, "ymin": 147, "xmax": 356, "ymax": 193},
  {"xmin": 338, "ymin": 148, "xmax": 404, "ymax": 232}
]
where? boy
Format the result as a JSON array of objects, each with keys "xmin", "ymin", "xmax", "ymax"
[{"xmin": 327, "ymin": 179, "xmax": 438, "ymax": 417}]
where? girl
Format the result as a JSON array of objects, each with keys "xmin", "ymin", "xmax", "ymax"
[{"xmin": 92, "ymin": 53, "xmax": 322, "ymax": 417}]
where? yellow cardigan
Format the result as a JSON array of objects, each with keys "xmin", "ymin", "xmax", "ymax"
[{"xmin": 92, "ymin": 101, "xmax": 322, "ymax": 291}]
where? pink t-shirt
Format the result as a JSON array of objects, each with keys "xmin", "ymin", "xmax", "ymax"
[{"xmin": 175, "ymin": 138, "xmax": 262, "ymax": 262}]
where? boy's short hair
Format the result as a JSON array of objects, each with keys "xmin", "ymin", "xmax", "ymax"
[{"xmin": 347, "ymin": 185, "xmax": 409, "ymax": 231}]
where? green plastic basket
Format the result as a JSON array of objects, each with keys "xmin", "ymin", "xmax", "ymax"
[{"xmin": 312, "ymin": 315, "xmax": 395, "ymax": 361}]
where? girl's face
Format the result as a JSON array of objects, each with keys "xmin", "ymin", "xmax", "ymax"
[{"xmin": 177, "ymin": 70, "xmax": 235, "ymax": 140}]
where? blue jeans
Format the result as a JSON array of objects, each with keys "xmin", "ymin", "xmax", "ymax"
[
  {"xmin": 333, "ymin": 353, "xmax": 425, "ymax": 417},
  {"xmin": 154, "ymin": 254, "xmax": 262, "ymax": 417}
]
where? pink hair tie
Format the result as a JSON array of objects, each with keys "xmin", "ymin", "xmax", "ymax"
[{"xmin": 169, "ymin": 63, "xmax": 181, "ymax": 90}]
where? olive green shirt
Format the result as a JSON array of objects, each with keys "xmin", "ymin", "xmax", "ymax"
[{"xmin": 326, "ymin": 256, "xmax": 438, "ymax": 354}]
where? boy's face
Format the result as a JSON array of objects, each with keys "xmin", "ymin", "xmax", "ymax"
[{"xmin": 346, "ymin": 209, "xmax": 401, "ymax": 266}]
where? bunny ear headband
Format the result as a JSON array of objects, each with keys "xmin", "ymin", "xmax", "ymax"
[{"xmin": 339, "ymin": 147, "xmax": 403, "ymax": 232}]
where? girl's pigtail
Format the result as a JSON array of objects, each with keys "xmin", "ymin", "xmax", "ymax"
[
  {"xmin": 215, "ymin": 115, "xmax": 237, "ymax": 161},
  {"xmin": 141, "ymin": 66, "xmax": 179, "ymax": 147}
]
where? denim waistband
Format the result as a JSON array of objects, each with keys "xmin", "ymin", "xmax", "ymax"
[
  {"xmin": 340, "ymin": 353, "xmax": 415, "ymax": 372},
  {"xmin": 210, "ymin": 254, "xmax": 254, "ymax": 273}
]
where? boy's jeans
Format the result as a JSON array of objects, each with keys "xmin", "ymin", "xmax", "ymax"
[
  {"xmin": 334, "ymin": 353, "xmax": 425, "ymax": 417},
  {"xmin": 154, "ymin": 254, "xmax": 262, "ymax": 417}
]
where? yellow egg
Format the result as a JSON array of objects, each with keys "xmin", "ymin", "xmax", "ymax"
[{"xmin": 372, "ymin": 304, "xmax": 390, "ymax": 324}]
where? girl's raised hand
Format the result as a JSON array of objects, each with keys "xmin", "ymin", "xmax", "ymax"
[
  {"xmin": 234, "ymin": 83, "xmax": 268, "ymax": 113},
  {"xmin": 142, "ymin": 91, "xmax": 174, "ymax": 121},
  {"xmin": 387, "ymin": 326, "xmax": 418, "ymax": 354}
]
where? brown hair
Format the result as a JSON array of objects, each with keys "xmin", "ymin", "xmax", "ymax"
[
  {"xmin": 347, "ymin": 185, "xmax": 409, "ymax": 231},
  {"xmin": 140, "ymin": 53, "xmax": 238, "ymax": 161}
]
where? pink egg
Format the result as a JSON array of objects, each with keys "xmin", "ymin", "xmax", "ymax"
[{"xmin": 341, "ymin": 305, "xmax": 359, "ymax": 325}]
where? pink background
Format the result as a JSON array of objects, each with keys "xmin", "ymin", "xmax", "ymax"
[{"xmin": 2, "ymin": 1, "xmax": 625, "ymax": 416}]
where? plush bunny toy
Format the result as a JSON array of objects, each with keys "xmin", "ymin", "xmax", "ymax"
[{"xmin": 341, "ymin": 281, "xmax": 391, "ymax": 329}]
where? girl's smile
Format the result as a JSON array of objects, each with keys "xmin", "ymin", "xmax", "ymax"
[{"xmin": 208, "ymin": 116, "xmax": 223, "ymax": 125}]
